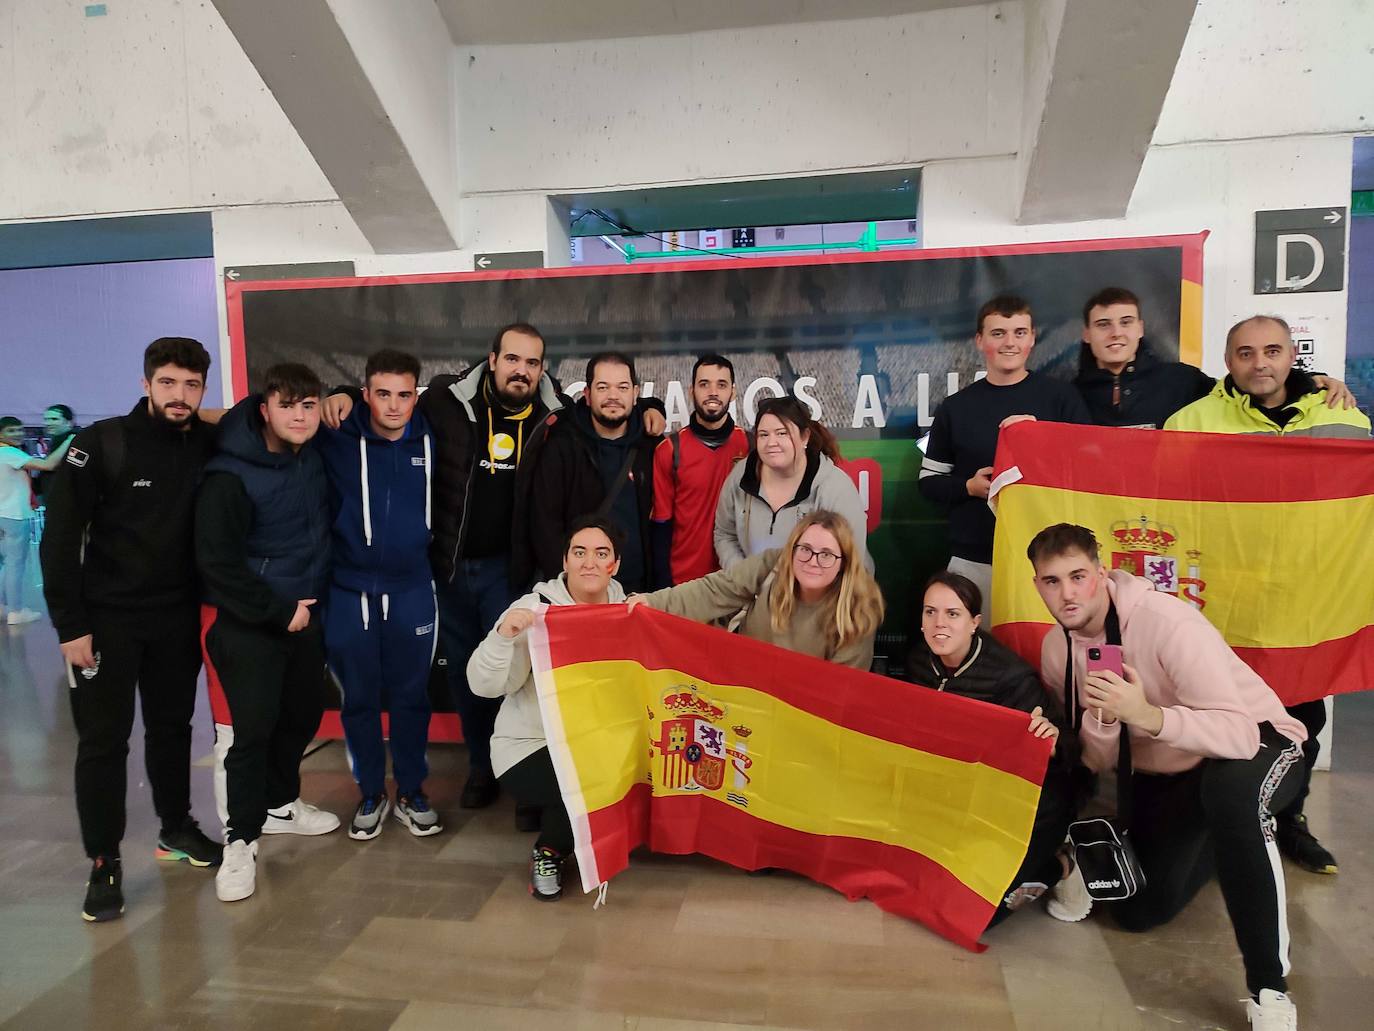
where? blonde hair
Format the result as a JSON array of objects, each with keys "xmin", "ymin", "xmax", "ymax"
[{"xmin": 768, "ymin": 510, "xmax": 885, "ymax": 655}]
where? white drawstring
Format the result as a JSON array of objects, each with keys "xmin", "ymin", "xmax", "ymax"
[
  {"xmin": 360, "ymin": 592, "xmax": 370, "ymax": 631},
  {"xmin": 382, "ymin": 593, "xmax": 390, "ymax": 622},
  {"xmin": 359, "ymin": 437, "xmax": 373, "ymax": 547},
  {"xmin": 593, "ymin": 881, "xmax": 608, "ymax": 910},
  {"xmin": 422, "ymin": 433, "xmax": 432, "ymax": 530}
]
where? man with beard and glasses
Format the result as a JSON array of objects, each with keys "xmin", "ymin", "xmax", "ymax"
[
  {"xmin": 40, "ymin": 337, "xmax": 224, "ymax": 924},
  {"xmin": 515, "ymin": 351, "xmax": 662, "ymax": 594},
  {"xmin": 323, "ymin": 326, "xmax": 664, "ymax": 817},
  {"xmin": 649, "ymin": 354, "xmax": 749, "ymax": 587}
]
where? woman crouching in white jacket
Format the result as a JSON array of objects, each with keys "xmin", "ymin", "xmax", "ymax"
[{"xmin": 466, "ymin": 516, "xmax": 627, "ymax": 902}]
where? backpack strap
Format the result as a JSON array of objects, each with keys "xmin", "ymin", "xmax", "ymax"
[{"xmin": 97, "ymin": 418, "xmax": 126, "ymax": 497}]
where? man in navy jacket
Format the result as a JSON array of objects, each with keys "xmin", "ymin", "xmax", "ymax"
[{"xmin": 315, "ymin": 350, "xmax": 442, "ymax": 842}]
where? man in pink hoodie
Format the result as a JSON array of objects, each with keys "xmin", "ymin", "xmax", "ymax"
[{"xmin": 1030, "ymin": 523, "xmax": 1307, "ymax": 1030}]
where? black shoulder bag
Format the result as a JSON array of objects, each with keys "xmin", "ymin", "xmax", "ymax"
[{"xmin": 1064, "ymin": 603, "xmax": 1146, "ymax": 901}]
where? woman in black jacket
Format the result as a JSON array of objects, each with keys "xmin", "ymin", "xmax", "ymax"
[{"xmin": 906, "ymin": 571, "xmax": 1084, "ymax": 927}]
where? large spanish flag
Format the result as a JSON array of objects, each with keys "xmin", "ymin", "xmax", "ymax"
[
  {"xmin": 989, "ymin": 421, "xmax": 1374, "ymax": 704},
  {"xmin": 527, "ymin": 604, "xmax": 1051, "ymax": 951}
]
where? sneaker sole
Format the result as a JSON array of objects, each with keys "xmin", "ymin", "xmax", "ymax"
[
  {"xmin": 529, "ymin": 885, "xmax": 562, "ymax": 902},
  {"xmin": 1046, "ymin": 900, "xmax": 1093, "ymax": 922},
  {"xmin": 262, "ymin": 818, "xmax": 340, "ymax": 836},
  {"xmin": 394, "ymin": 809, "xmax": 443, "ymax": 837},
  {"xmin": 154, "ymin": 846, "xmax": 221, "ymax": 868},
  {"xmin": 215, "ymin": 883, "xmax": 255, "ymax": 903},
  {"xmin": 81, "ymin": 905, "xmax": 124, "ymax": 923}
]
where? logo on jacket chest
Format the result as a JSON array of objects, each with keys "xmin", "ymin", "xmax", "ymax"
[{"xmin": 131, "ymin": 479, "xmax": 153, "ymax": 488}]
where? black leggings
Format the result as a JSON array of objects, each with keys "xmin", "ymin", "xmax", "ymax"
[
  {"xmin": 989, "ymin": 760, "xmax": 1075, "ymax": 927},
  {"xmin": 1109, "ymin": 723, "xmax": 1303, "ymax": 996},
  {"xmin": 498, "ymin": 747, "xmax": 573, "ymax": 856}
]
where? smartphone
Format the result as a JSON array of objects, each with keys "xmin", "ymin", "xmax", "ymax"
[{"xmin": 1086, "ymin": 644, "xmax": 1124, "ymax": 677}]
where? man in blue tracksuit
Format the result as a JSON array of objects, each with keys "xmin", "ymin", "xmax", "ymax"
[{"xmin": 315, "ymin": 350, "xmax": 441, "ymax": 841}]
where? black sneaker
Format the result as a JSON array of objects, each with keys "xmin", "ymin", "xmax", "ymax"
[
  {"xmin": 82, "ymin": 856, "xmax": 124, "ymax": 923},
  {"xmin": 514, "ymin": 804, "xmax": 542, "ymax": 833},
  {"xmin": 460, "ymin": 768, "xmax": 499, "ymax": 809},
  {"xmin": 156, "ymin": 818, "xmax": 224, "ymax": 867},
  {"xmin": 1277, "ymin": 814, "xmax": 1338, "ymax": 874},
  {"xmin": 529, "ymin": 846, "xmax": 563, "ymax": 901}
]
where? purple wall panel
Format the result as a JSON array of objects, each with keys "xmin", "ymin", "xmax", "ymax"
[{"xmin": 0, "ymin": 257, "xmax": 220, "ymax": 424}]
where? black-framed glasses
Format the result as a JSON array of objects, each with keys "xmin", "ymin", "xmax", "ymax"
[{"xmin": 794, "ymin": 543, "xmax": 842, "ymax": 569}]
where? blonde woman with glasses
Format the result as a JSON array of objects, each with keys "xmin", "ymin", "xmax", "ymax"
[{"xmin": 628, "ymin": 509, "xmax": 883, "ymax": 670}]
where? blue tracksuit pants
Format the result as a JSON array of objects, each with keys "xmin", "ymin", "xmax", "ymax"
[{"xmin": 325, "ymin": 581, "xmax": 437, "ymax": 797}]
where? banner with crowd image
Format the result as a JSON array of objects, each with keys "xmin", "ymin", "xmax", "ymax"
[{"xmin": 228, "ymin": 233, "xmax": 1205, "ymax": 702}]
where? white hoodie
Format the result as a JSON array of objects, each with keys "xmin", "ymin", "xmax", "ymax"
[{"xmin": 466, "ymin": 573, "xmax": 627, "ymax": 777}]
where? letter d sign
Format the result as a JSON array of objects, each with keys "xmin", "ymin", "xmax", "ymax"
[{"xmin": 1254, "ymin": 208, "xmax": 1346, "ymax": 294}]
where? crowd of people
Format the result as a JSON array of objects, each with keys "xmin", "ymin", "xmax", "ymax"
[{"xmin": 26, "ymin": 285, "xmax": 1369, "ymax": 1030}]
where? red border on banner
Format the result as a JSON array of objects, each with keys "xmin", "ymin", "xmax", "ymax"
[
  {"xmin": 586, "ymin": 783, "xmax": 996, "ymax": 952},
  {"xmin": 224, "ymin": 232, "xmax": 1208, "ymax": 401}
]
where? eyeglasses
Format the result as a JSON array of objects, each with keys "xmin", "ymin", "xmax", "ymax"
[{"xmin": 793, "ymin": 543, "xmax": 842, "ymax": 569}]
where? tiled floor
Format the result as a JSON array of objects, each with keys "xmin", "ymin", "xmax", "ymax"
[{"xmin": 2, "ymin": 606, "xmax": 1370, "ymax": 1030}]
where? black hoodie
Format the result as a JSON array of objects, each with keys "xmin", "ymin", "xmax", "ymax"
[
  {"xmin": 513, "ymin": 399, "xmax": 661, "ymax": 592},
  {"xmin": 40, "ymin": 399, "xmax": 218, "ymax": 642},
  {"xmin": 1073, "ymin": 339, "xmax": 1215, "ymax": 428}
]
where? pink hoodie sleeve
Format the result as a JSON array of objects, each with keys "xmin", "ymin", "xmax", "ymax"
[{"xmin": 1151, "ymin": 615, "xmax": 1262, "ymax": 760}]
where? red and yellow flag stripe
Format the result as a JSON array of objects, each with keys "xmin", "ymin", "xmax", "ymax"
[{"xmin": 990, "ymin": 422, "xmax": 1374, "ymax": 704}]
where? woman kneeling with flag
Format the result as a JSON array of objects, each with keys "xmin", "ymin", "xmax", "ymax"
[{"xmin": 905, "ymin": 571, "xmax": 1081, "ymax": 927}]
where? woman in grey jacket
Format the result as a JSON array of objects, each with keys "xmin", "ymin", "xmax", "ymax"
[{"xmin": 713, "ymin": 396, "xmax": 869, "ymax": 570}]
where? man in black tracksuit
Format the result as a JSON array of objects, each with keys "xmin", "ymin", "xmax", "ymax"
[
  {"xmin": 40, "ymin": 337, "xmax": 224, "ymax": 924},
  {"xmin": 196, "ymin": 364, "xmax": 334, "ymax": 903},
  {"xmin": 515, "ymin": 351, "xmax": 661, "ymax": 593}
]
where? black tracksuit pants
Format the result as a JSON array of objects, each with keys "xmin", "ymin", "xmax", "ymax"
[
  {"xmin": 203, "ymin": 607, "xmax": 325, "ymax": 844},
  {"xmin": 499, "ymin": 747, "xmax": 574, "ymax": 856},
  {"xmin": 1108, "ymin": 723, "xmax": 1304, "ymax": 996},
  {"xmin": 1277, "ymin": 698, "xmax": 1325, "ymax": 821},
  {"xmin": 68, "ymin": 605, "xmax": 203, "ymax": 858}
]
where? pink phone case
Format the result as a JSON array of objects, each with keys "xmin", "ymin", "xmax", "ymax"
[{"xmin": 1086, "ymin": 644, "xmax": 1124, "ymax": 678}]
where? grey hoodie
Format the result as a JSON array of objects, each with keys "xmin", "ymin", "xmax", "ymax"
[
  {"xmin": 466, "ymin": 573, "xmax": 627, "ymax": 777},
  {"xmin": 713, "ymin": 450, "xmax": 870, "ymax": 570}
]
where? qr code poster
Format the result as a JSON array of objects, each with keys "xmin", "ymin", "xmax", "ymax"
[{"xmin": 1286, "ymin": 315, "xmax": 1328, "ymax": 373}]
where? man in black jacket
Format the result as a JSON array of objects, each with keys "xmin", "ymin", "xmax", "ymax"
[
  {"xmin": 40, "ymin": 337, "xmax": 224, "ymax": 924},
  {"xmin": 197, "ymin": 363, "xmax": 337, "ymax": 904},
  {"xmin": 515, "ymin": 351, "xmax": 661, "ymax": 593},
  {"xmin": 1073, "ymin": 286, "xmax": 1354, "ymax": 427}
]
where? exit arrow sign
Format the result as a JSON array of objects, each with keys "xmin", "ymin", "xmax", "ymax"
[{"xmin": 474, "ymin": 250, "xmax": 544, "ymax": 271}]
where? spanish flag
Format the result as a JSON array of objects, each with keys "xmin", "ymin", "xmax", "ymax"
[
  {"xmin": 528, "ymin": 605, "xmax": 1052, "ymax": 951},
  {"xmin": 989, "ymin": 421, "xmax": 1374, "ymax": 705}
]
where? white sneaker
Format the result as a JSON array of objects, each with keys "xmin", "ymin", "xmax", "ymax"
[
  {"xmin": 263, "ymin": 798, "xmax": 340, "ymax": 836},
  {"xmin": 216, "ymin": 839, "xmax": 258, "ymax": 902},
  {"xmin": 1046, "ymin": 854, "xmax": 1093, "ymax": 922},
  {"xmin": 6, "ymin": 609, "xmax": 41, "ymax": 626},
  {"xmin": 1246, "ymin": 989, "xmax": 1298, "ymax": 1030}
]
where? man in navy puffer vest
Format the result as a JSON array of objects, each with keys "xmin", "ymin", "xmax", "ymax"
[
  {"xmin": 196, "ymin": 363, "xmax": 336, "ymax": 903},
  {"xmin": 315, "ymin": 350, "xmax": 442, "ymax": 841}
]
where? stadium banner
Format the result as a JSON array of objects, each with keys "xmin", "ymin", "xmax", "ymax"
[
  {"xmin": 228, "ymin": 234, "xmax": 1205, "ymax": 734},
  {"xmin": 988, "ymin": 421, "xmax": 1374, "ymax": 705},
  {"xmin": 526, "ymin": 603, "xmax": 1052, "ymax": 951}
]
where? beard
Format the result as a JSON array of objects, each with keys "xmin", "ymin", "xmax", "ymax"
[
  {"xmin": 150, "ymin": 399, "xmax": 193, "ymax": 426},
  {"xmin": 590, "ymin": 406, "xmax": 629, "ymax": 431},
  {"xmin": 493, "ymin": 374, "xmax": 534, "ymax": 409}
]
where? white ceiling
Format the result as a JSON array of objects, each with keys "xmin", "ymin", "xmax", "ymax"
[{"xmin": 434, "ymin": 0, "xmax": 993, "ymax": 45}]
